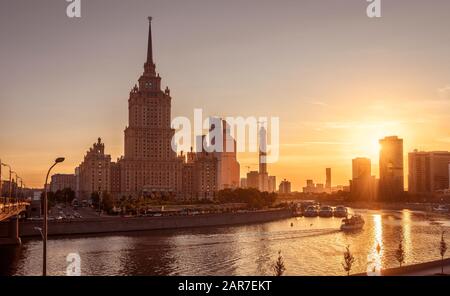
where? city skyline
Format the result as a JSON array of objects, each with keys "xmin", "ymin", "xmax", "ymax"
[{"xmin": 1, "ymin": 0, "xmax": 450, "ymax": 190}]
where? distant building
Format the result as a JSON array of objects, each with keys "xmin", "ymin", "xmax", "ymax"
[
  {"xmin": 240, "ymin": 178, "xmax": 247, "ymax": 189},
  {"xmin": 326, "ymin": 168, "xmax": 331, "ymax": 189},
  {"xmin": 210, "ymin": 118, "xmax": 240, "ymax": 190},
  {"xmin": 50, "ymin": 174, "xmax": 76, "ymax": 192},
  {"xmin": 76, "ymin": 138, "xmax": 112, "ymax": 200},
  {"xmin": 350, "ymin": 158, "xmax": 378, "ymax": 201},
  {"xmin": 408, "ymin": 150, "xmax": 450, "ymax": 197},
  {"xmin": 247, "ymin": 171, "xmax": 260, "ymax": 189},
  {"xmin": 379, "ymin": 136, "xmax": 404, "ymax": 200},
  {"xmin": 268, "ymin": 176, "xmax": 276, "ymax": 193},
  {"xmin": 279, "ymin": 179, "xmax": 291, "ymax": 194},
  {"xmin": 178, "ymin": 146, "xmax": 218, "ymax": 201}
]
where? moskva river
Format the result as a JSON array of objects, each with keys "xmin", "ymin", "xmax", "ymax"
[{"xmin": 1, "ymin": 209, "xmax": 449, "ymax": 275}]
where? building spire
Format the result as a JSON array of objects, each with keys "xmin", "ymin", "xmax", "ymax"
[{"xmin": 147, "ymin": 16, "xmax": 153, "ymax": 64}]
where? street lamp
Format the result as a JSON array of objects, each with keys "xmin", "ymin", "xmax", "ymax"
[
  {"xmin": 42, "ymin": 157, "xmax": 65, "ymax": 276},
  {"xmin": 1, "ymin": 163, "xmax": 12, "ymax": 204}
]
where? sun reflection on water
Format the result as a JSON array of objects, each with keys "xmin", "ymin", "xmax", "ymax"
[{"xmin": 367, "ymin": 214, "xmax": 383, "ymax": 275}]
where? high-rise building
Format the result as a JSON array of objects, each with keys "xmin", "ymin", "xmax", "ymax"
[
  {"xmin": 326, "ymin": 168, "xmax": 331, "ymax": 189},
  {"xmin": 352, "ymin": 158, "xmax": 371, "ymax": 179},
  {"xmin": 350, "ymin": 157, "xmax": 378, "ymax": 201},
  {"xmin": 258, "ymin": 125, "xmax": 269, "ymax": 192},
  {"xmin": 76, "ymin": 138, "xmax": 112, "ymax": 200},
  {"xmin": 408, "ymin": 150, "xmax": 450, "ymax": 196},
  {"xmin": 379, "ymin": 136, "xmax": 404, "ymax": 200},
  {"xmin": 209, "ymin": 118, "xmax": 240, "ymax": 190},
  {"xmin": 268, "ymin": 176, "xmax": 277, "ymax": 193},
  {"xmin": 120, "ymin": 18, "xmax": 183, "ymax": 199},
  {"xmin": 50, "ymin": 174, "xmax": 76, "ymax": 193},
  {"xmin": 279, "ymin": 179, "xmax": 291, "ymax": 194},
  {"xmin": 247, "ymin": 171, "xmax": 260, "ymax": 190},
  {"xmin": 240, "ymin": 178, "xmax": 247, "ymax": 189}
]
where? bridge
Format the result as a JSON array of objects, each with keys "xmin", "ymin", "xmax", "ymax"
[{"xmin": 0, "ymin": 198, "xmax": 29, "ymax": 245}]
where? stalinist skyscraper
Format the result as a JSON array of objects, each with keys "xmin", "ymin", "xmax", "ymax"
[{"xmin": 120, "ymin": 17, "xmax": 183, "ymax": 198}]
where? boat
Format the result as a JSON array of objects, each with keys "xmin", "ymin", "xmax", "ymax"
[
  {"xmin": 432, "ymin": 205, "xmax": 449, "ymax": 213},
  {"xmin": 334, "ymin": 206, "xmax": 348, "ymax": 218},
  {"xmin": 303, "ymin": 206, "xmax": 319, "ymax": 217},
  {"xmin": 319, "ymin": 206, "xmax": 333, "ymax": 217},
  {"xmin": 340, "ymin": 215, "xmax": 365, "ymax": 231}
]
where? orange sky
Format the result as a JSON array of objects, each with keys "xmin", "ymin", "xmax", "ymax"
[{"xmin": 1, "ymin": 0, "xmax": 449, "ymax": 190}]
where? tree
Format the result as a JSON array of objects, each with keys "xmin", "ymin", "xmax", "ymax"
[
  {"xmin": 91, "ymin": 192, "xmax": 100, "ymax": 209},
  {"xmin": 101, "ymin": 192, "xmax": 115, "ymax": 214},
  {"xmin": 272, "ymin": 250, "xmax": 286, "ymax": 276},
  {"xmin": 395, "ymin": 239, "xmax": 405, "ymax": 267},
  {"xmin": 439, "ymin": 231, "xmax": 447, "ymax": 275},
  {"xmin": 342, "ymin": 245, "xmax": 355, "ymax": 276}
]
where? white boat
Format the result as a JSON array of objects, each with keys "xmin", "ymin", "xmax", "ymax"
[
  {"xmin": 432, "ymin": 205, "xmax": 449, "ymax": 213},
  {"xmin": 340, "ymin": 215, "xmax": 365, "ymax": 231}
]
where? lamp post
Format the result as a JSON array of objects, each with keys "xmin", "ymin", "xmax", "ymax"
[
  {"xmin": 1, "ymin": 163, "xmax": 12, "ymax": 204},
  {"xmin": 42, "ymin": 157, "xmax": 65, "ymax": 276},
  {"xmin": 16, "ymin": 176, "xmax": 23, "ymax": 203}
]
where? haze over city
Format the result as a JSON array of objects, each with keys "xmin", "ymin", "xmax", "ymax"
[{"xmin": 1, "ymin": 0, "xmax": 450, "ymax": 190}]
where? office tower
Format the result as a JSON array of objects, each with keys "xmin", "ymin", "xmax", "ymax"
[
  {"xmin": 240, "ymin": 178, "xmax": 248, "ymax": 189},
  {"xmin": 50, "ymin": 174, "xmax": 76, "ymax": 193},
  {"xmin": 279, "ymin": 179, "xmax": 291, "ymax": 194},
  {"xmin": 247, "ymin": 171, "xmax": 260, "ymax": 189},
  {"xmin": 379, "ymin": 136, "xmax": 404, "ymax": 200},
  {"xmin": 209, "ymin": 118, "xmax": 240, "ymax": 190},
  {"xmin": 352, "ymin": 158, "xmax": 371, "ymax": 179},
  {"xmin": 350, "ymin": 157, "xmax": 377, "ymax": 201},
  {"xmin": 408, "ymin": 150, "xmax": 450, "ymax": 196},
  {"xmin": 268, "ymin": 176, "xmax": 277, "ymax": 193},
  {"xmin": 326, "ymin": 168, "xmax": 331, "ymax": 189}
]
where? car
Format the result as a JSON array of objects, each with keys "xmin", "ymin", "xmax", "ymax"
[
  {"xmin": 334, "ymin": 206, "xmax": 348, "ymax": 218},
  {"xmin": 319, "ymin": 206, "xmax": 333, "ymax": 217},
  {"xmin": 303, "ymin": 206, "xmax": 319, "ymax": 217}
]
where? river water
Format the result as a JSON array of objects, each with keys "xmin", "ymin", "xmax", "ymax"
[{"xmin": 1, "ymin": 209, "xmax": 449, "ymax": 276}]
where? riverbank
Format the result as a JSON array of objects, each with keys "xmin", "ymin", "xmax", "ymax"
[
  {"xmin": 354, "ymin": 258, "xmax": 450, "ymax": 276},
  {"xmin": 0, "ymin": 208, "xmax": 293, "ymax": 238}
]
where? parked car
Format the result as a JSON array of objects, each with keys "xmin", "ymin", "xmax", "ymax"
[
  {"xmin": 303, "ymin": 206, "xmax": 319, "ymax": 217},
  {"xmin": 319, "ymin": 206, "xmax": 333, "ymax": 217},
  {"xmin": 334, "ymin": 206, "xmax": 348, "ymax": 218}
]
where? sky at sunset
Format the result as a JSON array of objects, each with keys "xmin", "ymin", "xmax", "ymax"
[{"xmin": 1, "ymin": 0, "xmax": 449, "ymax": 190}]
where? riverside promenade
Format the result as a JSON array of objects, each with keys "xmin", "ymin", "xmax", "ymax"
[
  {"xmin": 0, "ymin": 208, "xmax": 293, "ymax": 238},
  {"xmin": 355, "ymin": 258, "xmax": 450, "ymax": 276}
]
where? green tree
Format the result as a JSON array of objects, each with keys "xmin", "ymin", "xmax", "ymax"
[
  {"xmin": 272, "ymin": 250, "xmax": 286, "ymax": 276},
  {"xmin": 342, "ymin": 245, "xmax": 355, "ymax": 276},
  {"xmin": 101, "ymin": 192, "xmax": 115, "ymax": 214},
  {"xmin": 395, "ymin": 239, "xmax": 405, "ymax": 267},
  {"xmin": 439, "ymin": 231, "xmax": 447, "ymax": 275},
  {"xmin": 91, "ymin": 192, "xmax": 100, "ymax": 209}
]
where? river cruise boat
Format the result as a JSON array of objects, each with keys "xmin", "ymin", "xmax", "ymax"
[{"xmin": 340, "ymin": 215, "xmax": 365, "ymax": 231}]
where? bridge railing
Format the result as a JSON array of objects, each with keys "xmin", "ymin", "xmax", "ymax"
[{"xmin": 0, "ymin": 197, "xmax": 30, "ymax": 215}]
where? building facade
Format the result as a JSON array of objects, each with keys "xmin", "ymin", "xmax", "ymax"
[
  {"xmin": 350, "ymin": 157, "xmax": 378, "ymax": 201},
  {"xmin": 119, "ymin": 18, "xmax": 184, "ymax": 199},
  {"xmin": 408, "ymin": 150, "xmax": 450, "ymax": 197},
  {"xmin": 379, "ymin": 136, "xmax": 404, "ymax": 200},
  {"xmin": 279, "ymin": 179, "xmax": 291, "ymax": 194},
  {"xmin": 75, "ymin": 19, "xmax": 240, "ymax": 202},
  {"xmin": 76, "ymin": 138, "xmax": 112, "ymax": 200},
  {"xmin": 50, "ymin": 174, "xmax": 76, "ymax": 192}
]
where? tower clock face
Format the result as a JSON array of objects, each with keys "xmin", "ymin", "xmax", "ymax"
[{"xmin": 145, "ymin": 81, "xmax": 152, "ymax": 88}]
